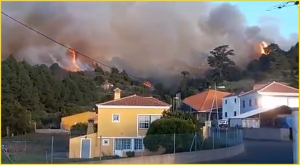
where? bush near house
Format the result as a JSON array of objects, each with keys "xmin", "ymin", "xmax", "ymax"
[
  {"xmin": 161, "ymin": 110, "xmax": 201, "ymax": 130},
  {"xmin": 70, "ymin": 123, "xmax": 88, "ymax": 137},
  {"xmin": 126, "ymin": 151, "xmax": 135, "ymax": 157},
  {"xmin": 143, "ymin": 111, "xmax": 200, "ymax": 153},
  {"xmin": 143, "ymin": 111, "xmax": 231, "ymax": 153}
]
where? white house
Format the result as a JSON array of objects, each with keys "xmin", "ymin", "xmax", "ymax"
[
  {"xmin": 222, "ymin": 92, "xmax": 244, "ymax": 119},
  {"xmin": 229, "ymin": 81, "xmax": 299, "ymax": 127}
]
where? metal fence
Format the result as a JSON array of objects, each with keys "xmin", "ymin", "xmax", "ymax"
[
  {"xmin": 122, "ymin": 128, "xmax": 243, "ymax": 157},
  {"xmin": 2, "ymin": 133, "xmax": 70, "ymax": 164},
  {"xmin": 1, "ymin": 128, "xmax": 243, "ymax": 164}
]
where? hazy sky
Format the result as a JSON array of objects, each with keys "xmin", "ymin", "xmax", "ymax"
[{"xmin": 217, "ymin": 1, "xmax": 299, "ymax": 37}]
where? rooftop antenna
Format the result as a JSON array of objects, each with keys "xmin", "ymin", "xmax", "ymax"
[{"xmin": 266, "ymin": 1, "xmax": 299, "ymax": 11}]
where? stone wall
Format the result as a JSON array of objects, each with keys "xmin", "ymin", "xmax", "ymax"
[
  {"xmin": 243, "ymin": 128, "xmax": 290, "ymax": 141},
  {"xmin": 80, "ymin": 143, "xmax": 244, "ymax": 164}
]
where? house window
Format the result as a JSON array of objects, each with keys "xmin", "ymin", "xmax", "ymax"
[
  {"xmin": 150, "ymin": 115, "xmax": 161, "ymax": 123},
  {"xmin": 112, "ymin": 114, "xmax": 120, "ymax": 123},
  {"xmin": 234, "ymin": 111, "xmax": 237, "ymax": 116},
  {"xmin": 138, "ymin": 116, "xmax": 150, "ymax": 129},
  {"xmin": 102, "ymin": 139, "xmax": 109, "ymax": 146},
  {"xmin": 225, "ymin": 100, "xmax": 227, "ymax": 104},
  {"xmin": 225, "ymin": 112, "xmax": 228, "ymax": 118},
  {"xmin": 115, "ymin": 139, "xmax": 131, "ymax": 150},
  {"xmin": 138, "ymin": 115, "xmax": 161, "ymax": 129},
  {"xmin": 134, "ymin": 138, "xmax": 143, "ymax": 150},
  {"xmin": 242, "ymin": 100, "xmax": 245, "ymax": 108},
  {"xmin": 255, "ymin": 98, "xmax": 258, "ymax": 106},
  {"xmin": 249, "ymin": 99, "xmax": 252, "ymax": 107},
  {"xmin": 234, "ymin": 98, "xmax": 237, "ymax": 103}
]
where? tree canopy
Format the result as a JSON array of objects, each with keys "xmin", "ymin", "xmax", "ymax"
[
  {"xmin": 1, "ymin": 56, "xmax": 153, "ymax": 136},
  {"xmin": 143, "ymin": 112, "xmax": 199, "ymax": 153},
  {"xmin": 2, "ymin": 41, "xmax": 298, "ymax": 136},
  {"xmin": 180, "ymin": 42, "xmax": 299, "ymax": 95}
]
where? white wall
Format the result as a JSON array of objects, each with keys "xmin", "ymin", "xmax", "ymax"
[
  {"xmin": 288, "ymin": 97, "xmax": 299, "ymax": 108},
  {"xmin": 292, "ymin": 109, "xmax": 299, "ymax": 164},
  {"xmin": 260, "ymin": 96, "xmax": 299, "ymax": 109},
  {"xmin": 222, "ymin": 96, "xmax": 240, "ymax": 119},
  {"xmin": 242, "ymin": 128, "xmax": 290, "ymax": 141},
  {"xmin": 239, "ymin": 93, "xmax": 260, "ymax": 114}
]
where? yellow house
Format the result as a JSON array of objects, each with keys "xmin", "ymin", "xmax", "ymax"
[
  {"xmin": 69, "ymin": 88, "xmax": 171, "ymax": 158},
  {"xmin": 61, "ymin": 111, "xmax": 96, "ymax": 130}
]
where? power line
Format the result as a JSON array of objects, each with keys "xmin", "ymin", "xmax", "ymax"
[
  {"xmin": 267, "ymin": 1, "xmax": 299, "ymax": 11},
  {"xmin": 1, "ymin": 11, "xmax": 145, "ymax": 81}
]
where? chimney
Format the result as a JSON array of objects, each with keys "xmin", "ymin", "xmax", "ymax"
[
  {"xmin": 113, "ymin": 88, "xmax": 122, "ymax": 100},
  {"xmin": 87, "ymin": 118, "xmax": 95, "ymax": 135}
]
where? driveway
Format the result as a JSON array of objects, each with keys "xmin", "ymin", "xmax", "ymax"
[{"xmin": 197, "ymin": 140, "xmax": 293, "ymax": 164}]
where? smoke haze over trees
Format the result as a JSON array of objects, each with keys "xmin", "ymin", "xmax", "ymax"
[
  {"xmin": 1, "ymin": 2, "xmax": 299, "ymax": 136},
  {"xmin": 2, "ymin": 1, "xmax": 298, "ymax": 80},
  {"xmin": 2, "ymin": 41, "xmax": 298, "ymax": 135}
]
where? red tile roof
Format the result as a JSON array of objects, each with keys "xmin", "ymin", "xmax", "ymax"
[
  {"xmin": 223, "ymin": 91, "xmax": 245, "ymax": 98},
  {"xmin": 100, "ymin": 95, "xmax": 170, "ymax": 107},
  {"xmin": 183, "ymin": 90, "xmax": 231, "ymax": 112},
  {"xmin": 259, "ymin": 82, "xmax": 298, "ymax": 93},
  {"xmin": 241, "ymin": 81, "xmax": 298, "ymax": 96},
  {"xmin": 253, "ymin": 82, "xmax": 289, "ymax": 90}
]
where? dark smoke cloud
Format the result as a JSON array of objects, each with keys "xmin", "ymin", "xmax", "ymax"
[{"xmin": 2, "ymin": 1, "xmax": 298, "ymax": 79}]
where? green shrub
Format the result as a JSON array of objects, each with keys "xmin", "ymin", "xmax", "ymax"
[
  {"xmin": 126, "ymin": 151, "xmax": 135, "ymax": 157},
  {"xmin": 143, "ymin": 118, "xmax": 197, "ymax": 153}
]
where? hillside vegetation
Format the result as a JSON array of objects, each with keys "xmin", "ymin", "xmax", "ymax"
[
  {"xmin": 2, "ymin": 42, "xmax": 298, "ymax": 136},
  {"xmin": 2, "ymin": 55, "xmax": 152, "ymax": 135}
]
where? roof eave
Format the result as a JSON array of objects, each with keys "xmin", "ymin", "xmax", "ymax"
[
  {"xmin": 258, "ymin": 92, "xmax": 299, "ymax": 97},
  {"xmin": 96, "ymin": 104, "xmax": 171, "ymax": 109},
  {"xmin": 198, "ymin": 106, "xmax": 222, "ymax": 112}
]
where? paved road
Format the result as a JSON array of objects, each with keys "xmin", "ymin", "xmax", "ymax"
[{"xmin": 197, "ymin": 140, "xmax": 293, "ymax": 164}]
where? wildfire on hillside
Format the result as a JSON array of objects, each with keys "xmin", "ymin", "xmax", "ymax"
[
  {"xmin": 143, "ymin": 81, "xmax": 152, "ymax": 88},
  {"xmin": 68, "ymin": 49, "xmax": 83, "ymax": 72},
  {"xmin": 65, "ymin": 49, "xmax": 154, "ymax": 88},
  {"xmin": 259, "ymin": 41, "xmax": 269, "ymax": 55}
]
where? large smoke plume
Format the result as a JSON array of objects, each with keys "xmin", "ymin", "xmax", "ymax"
[{"xmin": 2, "ymin": 1, "xmax": 298, "ymax": 79}]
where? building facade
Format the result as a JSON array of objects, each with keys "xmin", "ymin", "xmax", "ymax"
[
  {"xmin": 239, "ymin": 92, "xmax": 260, "ymax": 114},
  {"xmin": 61, "ymin": 111, "xmax": 96, "ymax": 130},
  {"xmin": 69, "ymin": 88, "xmax": 170, "ymax": 158},
  {"xmin": 222, "ymin": 92, "xmax": 243, "ymax": 119},
  {"xmin": 228, "ymin": 81, "xmax": 299, "ymax": 128}
]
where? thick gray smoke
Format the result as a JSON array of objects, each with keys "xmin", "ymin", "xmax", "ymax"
[{"xmin": 2, "ymin": 1, "xmax": 298, "ymax": 78}]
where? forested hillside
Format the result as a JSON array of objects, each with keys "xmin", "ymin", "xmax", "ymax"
[
  {"xmin": 1, "ymin": 55, "xmax": 152, "ymax": 135},
  {"xmin": 2, "ymin": 42, "xmax": 298, "ymax": 136},
  {"xmin": 182, "ymin": 43, "xmax": 299, "ymax": 97}
]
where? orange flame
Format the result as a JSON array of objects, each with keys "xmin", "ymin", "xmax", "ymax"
[
  {"xmin": 260, "ymin": 41, "xmax": 268, "ymax": 55},
  {"xmin": 143, "ymin": 81, "xmax": 152, "ymax": 88},
  {"xmin": 68, "ymin": 49, "xmax": 83, "ymax": 72}
]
